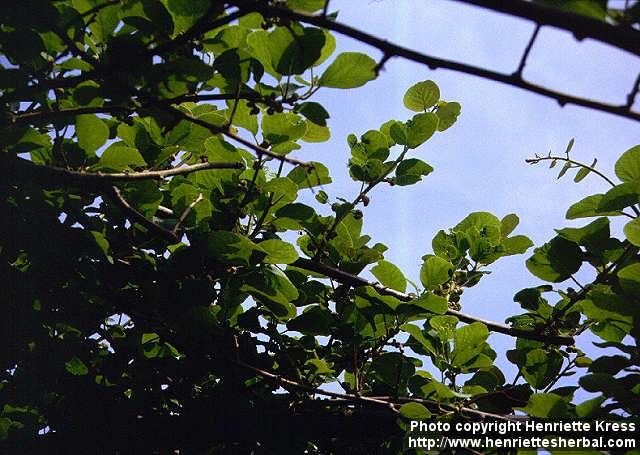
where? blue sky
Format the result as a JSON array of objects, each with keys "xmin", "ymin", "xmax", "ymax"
[{"xmin": 295, "ymin": 0, "xmax": 640, "ymax": 382}]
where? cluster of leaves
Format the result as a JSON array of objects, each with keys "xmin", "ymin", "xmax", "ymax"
[{"xmin": 0, "ymin": 0, "xmax": 638, "ymax": 453}]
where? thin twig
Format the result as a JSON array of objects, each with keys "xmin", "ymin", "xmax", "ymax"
[
  {"xmin": 626, "ymin": 71, "xmax": 640, "ymax": 109},
  {"xmin": 108, "ymin": 186, "xmax": 179, "ymax": 243},
  {"xmin": 173, "ymin": 193, "xmax": 204, "ymax": 234},
  {"xmin": 515, "ymin": 24, "xmax": 541, "ymax": 77},
  {"xmin": 525, "ymin": 155, "xmax": 617, "ymax": 188}
]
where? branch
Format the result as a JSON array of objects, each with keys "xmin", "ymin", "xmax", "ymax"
[
  {"xmin": 254, "ymin": 4, "xmax": 640, "ymax": 123},
  {"xmin": 172, "ymin": 193, "xmax": 203, "ymax": 234},
  {"xmin": 235, "ymin": 359, "xmax": 521, "ymax": 421},
  {"xmin": 8, "ymin": 105, "xmax": 132, "ymax": 126},
  {"xmin": 149, "ymin": 7, "xmax": 245, "ymax": 56},
  {"xmin": 525, "ymin": 155, "xmax": 618, "ymax": 188},
  {"xmin": 515, "ymin": 24, "xmax": 540, "ymax": 77},
  {"xmin": 455, "ymin": 0, "xmax": 640, "ymax": 57},
  {"xmin": 292, "ymin": 258, "xmax": 574, "ymax": 345},
  {"xmin": 108, "ymin": 185, "xmax": 179, "ymax": 243},
  {"xmin": 6, "ymin": 156, "xmax": 244, "ymax": 185}
]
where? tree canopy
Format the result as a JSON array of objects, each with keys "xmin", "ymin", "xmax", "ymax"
[{"xmin": 1, "ymin": 0, "xmax": 639, "ymax": 453}]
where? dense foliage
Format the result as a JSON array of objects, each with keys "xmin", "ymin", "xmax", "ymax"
[{"xmin": 1, "ymin": 0, "xmax": 638, "ymax": 453}]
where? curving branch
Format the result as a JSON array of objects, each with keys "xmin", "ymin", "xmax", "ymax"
[
  {"xmin": 6, "ymin": 155, "xmax": 244, "ymax": 185},
  {"xmin": 292, "ymin": 258, "xmax": 574, "ymax": 345},
  {"xmin": 252, "ymin": 3, "xmax": 640, "ymax": 123},
  {"xmin": 108, "ymin": 185, "xmax": 179, "ymax": 243},
  {"xmin": 8, "ymin": 105, "xmax": 132, "ymax": 125},
  {"xmin": 234, "ymin": 358, "xmax": 519, "ymax": 421}
]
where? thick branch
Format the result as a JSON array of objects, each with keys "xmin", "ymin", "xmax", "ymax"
[
  {"xmin": 255, "ymin": 4, "xmax": 640, "ymax": 123},
  {"xmin": 292, "ymin": 258, "xmax": 574, "ymax": 345},
  {"xmin": 455, "ymin": 0, "xmax": 640, "ymax": 57}
]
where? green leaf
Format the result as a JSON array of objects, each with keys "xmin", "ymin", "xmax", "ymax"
[
  {"xmin": 65, "ymin": 357, "xmax": 89, "ymax": 376},
  {"xmin": 411, "ymin": 293, "xmax": 448, "ymax": 314},
  {"xmin": 95, "ymin": 143, "xmax": 147, "ymax": 171},
  {"xmin": 429, "ymin": 315, "xmax": 459, "ymax": 342},
  {"xmin": 617, "ymin": 263, "xmax": 640, "ymax": 295},
  {"xmin": 297, "ymin": 102, "xmax": 329, "ymax": 126},
  {"xmin": 249, "ymin": 25, "xmax": 326, "ymax": 76},
  {"xmin": 580, "ymin": 285, "xmax": 633, "ymax": 342},
  {"xmin": 141, "ymin": 332, "xmax": 159, "ymax": 344},
  {"xmin": 76, "ymin": 114, "xmax": 109, "ymax": 153},
  {"xmin": 566, "ymin": 194, "xmax": 620, "ymax": 219},
  {"xmin": 259, "ymin": 239, "xmax": 298, "ymax": 264},
  {"xmin": 598, "ymin": 182, "xmax": 640, "ymax": 212},
  {"xmin": 502, "ymin": 235, "xmax": 534, "ymax": 255},
  {"xmin": 402, "ymin": 324, "xmax": 437, "ymax": 355},
  {"xmin": 262, "ymin": 112, "xmax": 307, "ymax": 145},
  {"xmin": 406, "ymin": 112, "xmax": 439, "ymax": 149},
  {"xmin": 575, "ymin": 396, "xmax": 605, "ymax": 418},
  {"xmin": 420, "ymin": 255, "xmax": 453, "ymax": 290},
  {"xmin": 521, "ymin": 349, "xmax": 563, "ymax": 389},
  {"xmin": 287, "ymin": 162, "xmax": 331, "ymax": 189},
  {"xmin": 519, "ymin": 393, "xmax": 567, "ymax": 418},
  {"xmin": 162, "ymin": 0, "xmax": 212, "ymax": 35},
  {"xmin": 314, "ymin": 29, "xmax": 336, "ymax": 67},
  {"xmin": 241, "ymin": 266, "xmax": 298, "ymax": 320},
  {"xmin": 565, "ymin": 137, "xmax": 575, "ymax": 154},
  {"xmin": 315, "ymin": 190, "xmax": 328, "ymax": 204},
  {"xmin": 500, "ymin": 213, "xmax": 519, "ymax": 237},
  {"xmin": 263, "ymin": 177, "xmax": 298, "ymax": 204},
  {"xmin": 319, "ymin": 52, "xmax": 377, "ymax": 89},
  {"xmin": 557, "ymin": 161, "xmax": 572, "ymax": 179},
  {"xmin": 451, "ymin": 322, "xmax": 489, "ymax": 367},
  {"xmin": 555, "ymin": 217, "xmax": 609, "ymax": 253},
  {"xmin": 89, "ymin": 231, "xmax": 111, "ymax": 262},
  {"xmin": 623, "ymin": 217, "xmax": 640, "ymax": 246},
  {"xmin": 573, "ymin": 159, "xmax": 596, "ymax": 182},
  {"xmin": 304, "ymin": 358, "xmax": 334, "ymax": 376},
  {"xmin": 371, "ymin": 260, "xmax": 406, "ymax": 292},
  {"xmin": 301, "ymin": 122, "xmax": 330, "ymax": 143},
  {"xmin": 204, "ymin": 231, "xmax": 266, "ymax": 266},
  {"xmin": 526, "ymin": 236, "xmax": 582, "ymax": 282},
  {"xmin": 398, "ymin": 402, "xmax": 431, "ymax": 419},
  {"xmin": 288, "ymin": 305, "xmax": 333, "ymax": 335},
  {"xmin": 435, "ymin": 101, "xmax": 461, "ymax": 131},
  {"xmin": 614, "ymin": 144, "xmax": 640, "ymax": 183},
  {"xmin": 453, "ymin": 212, "xmax": 502, "ymax": 242},
  {"xmin": 403, "ymin": 80, "xmax": 440, "ymax": 112},
  {"xmin": 395, "ymin": 158, "xmax": 433, "ymax": 186}
]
